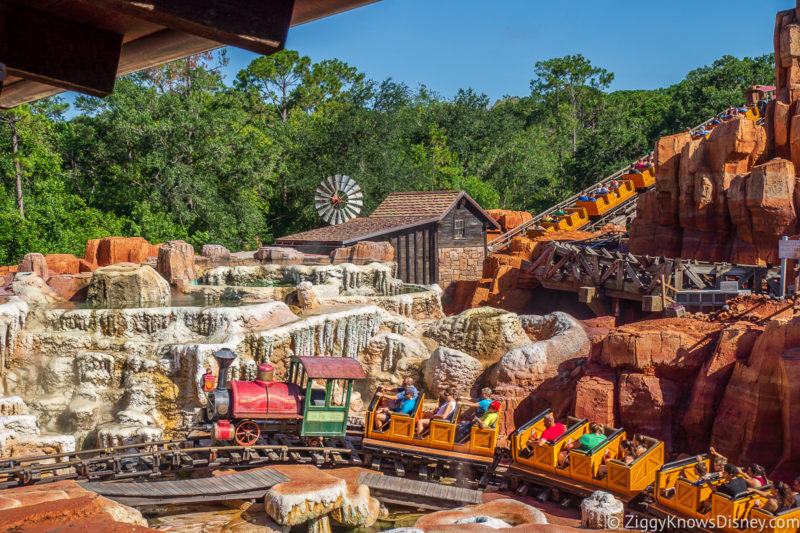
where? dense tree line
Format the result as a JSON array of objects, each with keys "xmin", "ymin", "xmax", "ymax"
[{"xmin": 0, "ymin": 51, "xmax": 774, "ymax": 264}]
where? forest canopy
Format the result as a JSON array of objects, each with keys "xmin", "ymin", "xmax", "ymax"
[{"xmin": 0, "ymin": 51, "xmax": 774, "ymax": 264}]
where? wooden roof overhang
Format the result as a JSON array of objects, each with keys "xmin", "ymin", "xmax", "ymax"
[{"xmin": 0, "ymin": 0, "xmax": 380, "ymax": 109}]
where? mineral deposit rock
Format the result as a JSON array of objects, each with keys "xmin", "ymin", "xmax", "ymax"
[
  {"xmin": 87, "ymin": 264, "xmax": 171, "ymax": 307},
  {"xmin": 424, "ymin": 346, "xmax": 483, "ymax": 397},
  {"xmin": 45, "ymin": 253, "xmax": 94, "ymax": 275},
  {"xmin": 157, "ymin": 240, "xmax": 198, "ymax": 288},
  {"xmin": 296, "ymin": 281, "xmax": 319, "ymax": 313},
  {"xmin": 11, "ymin": 272, "xmax": 59, "ymax": 307},
  {"xmin": 201, "ymin": 244, "xmax": 231, "ymax": 262},
  {"xmin": 414, "ymin": 498, "xmax": 547, "ymax": 531},
  {"xmin": 581, "ymin": 491, "xmax": 624, "ymax": 529},
  {"xmin": 488, "ymin": 312, "xmax": 590, "ymax": 389},
  {"xmin": 18, "ymin": 253, "xmax": 48, "ymax": 279},
  {"xmin": 423, "ymin": 307, "xmax": 529, "ymax": 365},
  {"xmin": 265, "ymin": 471, "xmax": 346, "ymax": 531}
]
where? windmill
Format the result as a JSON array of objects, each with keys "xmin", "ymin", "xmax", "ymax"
[{"xmin": 314, "ymin": 175, "xmax": 363, "ymax": 225}]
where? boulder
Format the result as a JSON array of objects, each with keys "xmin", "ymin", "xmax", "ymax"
[
  {"xmin": 11, "ymin": 271, "xmax": 59, "ymax": 307},
  {"xmin": 18, "ymin": 253, "xmax": 47, "ymax": 279},
  {"xmin": 157, "ymin": 240, "xmax": 197, "ymax": 288},
  {"xmin": 487, "ymin": 209, "xmax": 533, "ymax": 233},
  {"xmin": 488, "ymin": 312, "xmax": 590, "ymax": 389},
  {"xmin": 424, "ymin": 347, "xmax": 483, "ymax": 398},
  {"xmin": 423, "ymin": 307, "xmax": 530, "ymax": 365},
  {"xmin": 332, "ymin": 241, "xmax": 394, "ymax": 264},
  {"xmin": 574, "ymin": 366, "xmax": 617, "ymax": 427},
  {"xmin": 200, "ymin": 244, "xmax": 231, "ymax": 262},
  {"xmin": 87, "ymin": 264, "xmax": 171, "ymax": 307},
  {"xmin": 255, "ymin": 246, "xmax": 304, "ymax": 265},
  {"xmin": 413, "ymin": 498, "xmax": 547, "ymax": 531},
  {"xmin": 617, "ymin": 372, "xmax": 681, "ymax": 448},
  {"xmin": 581, "ymin": 491, "xmax": 624, "ymax": 529},
  {"xmin": 47, "ymin": 273, "xmax": 92, "ymax": 301},
  {"xmin": 296, "ymin": 281, "xmax": 319, "ymax": 313}
]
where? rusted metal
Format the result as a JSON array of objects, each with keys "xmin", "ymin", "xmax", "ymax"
[{"xmin": 295, "ymin": 356, "xmax": 366, "ymax": 379}]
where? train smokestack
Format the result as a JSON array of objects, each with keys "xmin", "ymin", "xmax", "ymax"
[{"xmin": 213, "ymin": 349, "xmax": 237, "ymax": 391}]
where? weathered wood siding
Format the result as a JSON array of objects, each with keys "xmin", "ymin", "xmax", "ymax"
[
  {"xmin": 371, "ymin": 223, "xmax": 438, "ymax": 285},
  {"xmin": 437, "ymin": 202, "xmax": 486, "ymax": 248}
]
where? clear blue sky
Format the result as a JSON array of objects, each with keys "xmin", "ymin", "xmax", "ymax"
[{"xmin": 216, "ymin": 0, "xmax": 783, "ymax": 101}]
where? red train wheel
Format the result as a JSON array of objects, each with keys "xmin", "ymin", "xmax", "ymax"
[{"xmin": 234, "ymin": 421, "xmax": 260, "ymax": 446}]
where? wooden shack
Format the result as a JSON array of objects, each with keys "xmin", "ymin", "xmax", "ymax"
[{"xmin": 275, "ymin": 190, "xmax": 500, "ymax": 288}]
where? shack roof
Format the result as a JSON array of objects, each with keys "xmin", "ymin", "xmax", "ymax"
[
  {"xmin": 275, "ymin": 190, "xmax": 500, "ymax": 245},
  {"xmin": 294, "ymin": 356, "xmax": 366, "ymax": 379},
  {"xmin": 0, "ymin": 0, "xmax": 380, "ymax": 109}
]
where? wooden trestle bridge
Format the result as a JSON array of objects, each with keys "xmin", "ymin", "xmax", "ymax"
[{"xmin": 519, "ymin": 233, "xmax": 783, "ymax": 314}]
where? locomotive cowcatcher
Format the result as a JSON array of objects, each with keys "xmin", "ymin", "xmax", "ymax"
[{"xmin": 204, "ymin": 349, "xmax": 366, "ymax": 446}]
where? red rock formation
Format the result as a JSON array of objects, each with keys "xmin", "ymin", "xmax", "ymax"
[
  {"xmin": 47, "ymin": 273, "xmax": 93, "ymax": 301},
  {"xmin": 156, "ymin": 240, "xmax": 198, "ymax": 288},
  {"xmin": 0, "ymin": 480, "xmax": 151, "ymax": 532},
  {"xmin": 85, "ymin": 237, "xmax": 161, "ymax": 267},
  {"xmin": 581, "ymin": 316, "xmax": 615, "ymax": 362},
  {"xmin": 617, "ymin": 372, "xmax": 680, "ymax": 448},
  {"xmin": 777, "ymin": 346, "xmax": 800, "ymax": 475},
  {"xmin": 487, "ymin": 209, "xmax": 533, "ymax": 233},
  {"xmin": 44, "ymin": 253, "xmax": 95, "ymax": 275},
  {"xmin": 711, "ymin": 318, "xmax": 800, "ymax": 466},
  {"xmin": 601, "ymin": 318, "xmax": 723, "ymax": 379},
  {"xmin": 255, "ymin": 246, "xmax": 304, "ymax": 265},
  {"xmin": 574, "ymin": 365, "xmax": 617, "ymax": 426},
  {"xmin": 331, "ymin": 241, "xmax": 394, "ymax": 264},
  {"xmin": 18, "ymin": 253, "xmax": 48, "ymax": 279},
  {"xmin": 680, "ymin": 323, "xmax": 763, "ymax": 452}
]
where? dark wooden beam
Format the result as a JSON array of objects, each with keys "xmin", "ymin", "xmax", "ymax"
[
  {"xmin": 0, "ymin": 4, "xmax": 123, "ymax": 97},
  {"xmin": 84, "ymin": 0, "xmax": 295, "ymax": 56},
  {"xmin": 0, "ymin": 29, "xmax": 219, "ymax": 109}
]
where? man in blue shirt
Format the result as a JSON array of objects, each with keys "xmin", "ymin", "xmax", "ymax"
[
  {"xmin": 391, "ymin": 390, "xmax": 417, "ymax": 417},
  {"xmin": 373, "ymin": 379, "xmax": 418, "ymax": 429}
]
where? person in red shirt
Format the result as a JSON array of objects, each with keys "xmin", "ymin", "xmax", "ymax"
[{"xmin": 525, "ymin": 413, "xmax": 566, "ymax": 452}]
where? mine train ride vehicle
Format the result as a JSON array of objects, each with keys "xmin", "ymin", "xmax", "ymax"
[
  {"xmin": 203, "ymin": 349, "xmax": 365, "ymax": 446},
  {"xmin": 204, "ymin": 352, "xmax": 800, "ymax": 533}
]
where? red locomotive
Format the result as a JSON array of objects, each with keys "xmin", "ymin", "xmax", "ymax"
[{"xmin": 205, "ymin": 349, "xmax": 365, "ymax": 446}]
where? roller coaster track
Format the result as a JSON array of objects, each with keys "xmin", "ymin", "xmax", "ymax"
[{"xmin": 485, "ymin": 113, "xmax": 743, "ymax": 254}]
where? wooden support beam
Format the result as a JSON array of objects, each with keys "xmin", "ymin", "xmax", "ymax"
[
  {"xmin": 0, "ymin": 29, "xmax": 218, "ymax": 108},
  {"xmin": 85, "ymin": 0, "xmax": 295, "ymax": 56},
  {"xmin": 0, "ymin": 4, "xmax": 123, "ymax": 97}
]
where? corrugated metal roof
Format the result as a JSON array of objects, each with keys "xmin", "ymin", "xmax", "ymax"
[{"xmin": 295, "ymin": 356, "xmax": 367, "ymax": 379}]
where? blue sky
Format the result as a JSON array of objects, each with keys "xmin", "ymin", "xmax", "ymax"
[{"xmin": 216, "ymin": 0, "xmax": 784, "ymax": 102}]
